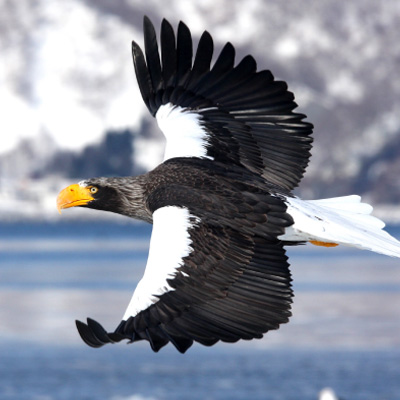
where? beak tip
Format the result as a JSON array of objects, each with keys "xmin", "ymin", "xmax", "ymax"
[{"xmin": 56, "ymin": 194, "xmax": 63, "ymax": 215}]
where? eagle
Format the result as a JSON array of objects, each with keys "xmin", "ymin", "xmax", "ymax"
[{"xmin": 57, "ymin": 17, "xmax": 400, "ymax": 353}]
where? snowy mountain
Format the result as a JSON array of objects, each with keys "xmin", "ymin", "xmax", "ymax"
[{"xmin": 1, "ymin": 0, "xmax": 400, "ymax": 219}]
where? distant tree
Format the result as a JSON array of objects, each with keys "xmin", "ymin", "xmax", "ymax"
[
  {"xmin": 72, "ymin": 129, "xmax": 134, "ymax": 178},
  {"xmin": 44, "ymin": 128, "xmax": 137, "ymax": 179}
]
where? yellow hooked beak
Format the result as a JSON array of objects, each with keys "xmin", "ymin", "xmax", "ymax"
[{"xmin": 57, "ymin": 184, "xmax": 94, "ymax": 214}]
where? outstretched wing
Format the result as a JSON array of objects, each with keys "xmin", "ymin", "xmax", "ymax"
[
  {"xmin": 76, "ymin": 205, "xmax": 293, "ymax": 353},
  {"xmin": 133, "ymin": 17, "xmax": 313, "ymax": 190}
]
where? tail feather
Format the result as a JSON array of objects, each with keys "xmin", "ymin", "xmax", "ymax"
[
  {"xmin": 280, "ymin": 195, "xmax": 400, "ymax": 258},
  {"xmin": 308, "ymin": 195, "xmax": 385, "ymax": 229}
]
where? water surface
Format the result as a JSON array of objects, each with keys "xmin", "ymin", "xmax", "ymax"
[{"xmin": 0, "ymin": 221, "xmax": 399, "ymax": 399}]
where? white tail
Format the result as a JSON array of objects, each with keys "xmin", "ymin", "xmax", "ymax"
[{"xmin": 279, "ymin": 195, "xmax": 400, "ymax": 257}]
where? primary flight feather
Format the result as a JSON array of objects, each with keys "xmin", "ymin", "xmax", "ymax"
[{"xmin": 57, "ymin": 17, "xmax": 400, "ymax": 353}]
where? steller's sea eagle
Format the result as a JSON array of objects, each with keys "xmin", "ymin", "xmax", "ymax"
[{"xmin": 57, "ymin": 17, "xmax": 400, "ymax": 353}]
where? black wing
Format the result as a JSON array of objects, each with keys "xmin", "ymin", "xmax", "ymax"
[
  {"xmin": 132, "ymin": 16, "xmax": 313, "ymax": 190},
  {"xmin": 76, "ymin": 224, "xmax": 292, "ymax": 353},
  {"xmin": 76, "ymin": 177, "xmax": 293, "ymax": 353}
]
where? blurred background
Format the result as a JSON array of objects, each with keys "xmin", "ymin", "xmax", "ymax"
[
  {"xmin": 2, "ymin": 0, "xmax": 400, "ymax": 218},
  {"xmin": 0, "ymin": 1, "xmax": 399, "ymax": 399}
]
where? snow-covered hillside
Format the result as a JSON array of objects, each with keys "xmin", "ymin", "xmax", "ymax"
[
  {"xmin": 1, "ymin": 0, "xmax": 400, "ymax": 219},
  {"xmin": 0, "ymin": 0, "xmax": 147, "ymax": 153}
]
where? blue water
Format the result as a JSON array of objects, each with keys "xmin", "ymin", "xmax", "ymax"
[
  {"xmin": 0, "ymin": 221, "xmax": 399, "ymax": 400},
  {"xmin": 1, "ymin": 343, "xmax": 399, "ymax": 400}
]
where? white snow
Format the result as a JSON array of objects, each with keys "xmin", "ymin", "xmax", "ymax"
[
  {"xmin": 0, "ymin": 91, "xmax": 41, "ymax": 153},
  {"xmin": 0, "ymin": 0, "xmax": 144, "ymax": 153},
  {"xmin": 1, "ymin": 0, "xmax": 400, "ymax": 221},
  {"xmin": 326, "ymin": 71, "xmax": 364, "ymax": 103}
]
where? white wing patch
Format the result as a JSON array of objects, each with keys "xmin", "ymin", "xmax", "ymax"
[
  {"xmin": 280, "ymin": 195, "xmax": 400, "ymax": 257},
  {"xmin": 156, "ymin": 103, "xmax": 214, "ymax": 161},
  {"xmin": 122, "ymin": 206, "xmax": 196, "ymax": 320}
]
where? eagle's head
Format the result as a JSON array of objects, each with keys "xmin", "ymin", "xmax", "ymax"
[{"xmin": 56, "ymin": 177, "xmax": 152, "ymax": 222}]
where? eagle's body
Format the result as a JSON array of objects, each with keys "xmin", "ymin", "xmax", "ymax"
[{"xmin": 57, "ymin": 17, "xmax": 400, "ymax": 353}]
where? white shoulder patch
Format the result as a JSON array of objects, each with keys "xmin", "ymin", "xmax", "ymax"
[
  {"xmin": 122, "ymin": 206, "xmax": 197, "ymax": 320},
  {"xmin": 156, "ymin": 103, "xmax": 214, "ymax": 161}
]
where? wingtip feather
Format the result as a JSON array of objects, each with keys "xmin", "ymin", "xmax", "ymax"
[{"xmin": 75, "ymin": 319, "xmax": 104, "ymax": 348}]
